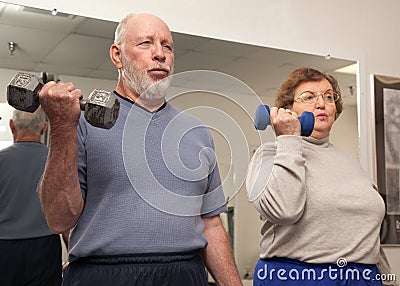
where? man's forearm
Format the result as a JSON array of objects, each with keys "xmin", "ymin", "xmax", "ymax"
[
  {"xmin": 40, "ymin": 128, "xmax": 83, "ymax": 233},
  {"xmin": 202, "ymin": 215, "xmax": 242, "ymax": 286}
]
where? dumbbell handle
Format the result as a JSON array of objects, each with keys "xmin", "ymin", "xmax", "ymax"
[
  {"xmin": 254, "ymin": 104, "xmax": 314, "ymax": 136},
  {"xmin": 79, "ymin": 98, "xmax": 87, "ymax": 111}
]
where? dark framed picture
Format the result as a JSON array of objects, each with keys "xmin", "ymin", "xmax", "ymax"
[{"xmin": 374, "ymin": 75, "xmax": 400, "ymax": 244}]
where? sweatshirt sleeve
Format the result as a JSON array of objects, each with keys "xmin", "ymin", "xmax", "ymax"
[{"xmin": 246, "ymin": 135, "xmax": 306, "ymax": 225}]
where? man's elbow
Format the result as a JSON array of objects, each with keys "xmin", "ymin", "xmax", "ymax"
[{"xmin": 46, "ymin": 219, "xmax": 74, "ymax": 234}]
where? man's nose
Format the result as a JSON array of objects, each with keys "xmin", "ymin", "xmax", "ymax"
[{"xmin": 152, "ymin": 43, "xmax": 166, "ymax": 62}]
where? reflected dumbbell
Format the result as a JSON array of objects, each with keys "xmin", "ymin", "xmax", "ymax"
[
  {"xmin": 7, "ymin": 72, "xmax": 120, "ymax": 129},
  {"xmin": 254, "ymin": 104, "xmax": 314, "ymax": 136}
]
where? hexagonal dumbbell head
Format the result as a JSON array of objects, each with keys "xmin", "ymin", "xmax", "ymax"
[
  {"xmin": 81, "ymin": 89, "xmax": 120, "ymax": 129},
  {"xmin": 7, "ymin": 72, "xmax": 43, "ymax": 112}
]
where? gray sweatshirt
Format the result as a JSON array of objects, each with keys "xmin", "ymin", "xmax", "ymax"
[{"xmin": 246, "ymin": 135, "xmax": 385, "ymax": 264}]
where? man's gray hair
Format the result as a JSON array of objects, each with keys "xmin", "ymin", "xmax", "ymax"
[
  {"xmin": 12, "ymin": 107, "xmax": 47, "ymax": 135},
  {"xmin": 114, "ymin": 13, "xmax": 136, "ymax": 46}
]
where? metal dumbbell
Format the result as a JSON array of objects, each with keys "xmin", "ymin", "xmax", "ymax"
[
  {"xmin": 254, "ymin": 104, "xmax": 314, "ymax": 136},
  {"xmin": 7, "ymin": 72, "xmax": 120, "ymax": 129}
]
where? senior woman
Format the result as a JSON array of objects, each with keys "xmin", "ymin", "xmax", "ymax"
[{"xmin": 246, "ymin": 67, "xmax": 388, "ymax": 285}]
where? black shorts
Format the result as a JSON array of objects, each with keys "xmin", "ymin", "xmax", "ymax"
[
  {"xmin": 0, "ymin": 234, "xmax": 62, "ymax": 286},
  {"xmin": 62, "ymin": 250, "xmax": 208, "ymax": 286}
]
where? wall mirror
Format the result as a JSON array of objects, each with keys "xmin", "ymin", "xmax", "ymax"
[{"xmin": 0, "ymin": 0, "xmax": 358, "ymax": 279}]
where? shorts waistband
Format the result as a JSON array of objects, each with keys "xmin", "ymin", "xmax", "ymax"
[{"xmin": 77, "ymin": 250, "xmax": 202, "ymax": 265}]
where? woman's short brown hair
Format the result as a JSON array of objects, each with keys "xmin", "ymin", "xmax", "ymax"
[{"xmin": 275, "ymin": 67, "xmax": 343, "ymax": 118}]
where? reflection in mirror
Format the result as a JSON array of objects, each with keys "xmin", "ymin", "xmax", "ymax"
[
  {"xmin": 0, "ymin": 1, "xmax": 358, "ymax": 281},
  {"xmin": 0, "ymin": 1, "xmax": 118, "ymax": 81}
]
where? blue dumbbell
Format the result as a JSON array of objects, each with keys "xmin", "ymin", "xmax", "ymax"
[{"xmin": 254, "ymin": 105, "xmax": 314, "ymax": 136}]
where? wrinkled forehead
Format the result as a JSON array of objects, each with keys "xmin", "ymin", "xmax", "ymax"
[{"xmin": 126, "ymin": 14, "xmax": 173, "ymax": 42}]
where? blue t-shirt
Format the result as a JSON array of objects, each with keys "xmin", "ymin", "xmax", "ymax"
[
  {"xmin": 68, "ymin": 93, "xmax": 227, "ymax": 260},
  {"xmin": 0, "ymin": 142, "xmax": 51, "ymax": 239}
]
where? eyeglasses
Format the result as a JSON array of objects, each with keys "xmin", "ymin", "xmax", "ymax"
[{"xmin": 296, "ymin": 90, "xmax": 340, "ymax": 104}]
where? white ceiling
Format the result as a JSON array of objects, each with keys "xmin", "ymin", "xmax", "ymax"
[{"xmin": 0, "ymin": 2, "xmax": 357, "ymax": 105}]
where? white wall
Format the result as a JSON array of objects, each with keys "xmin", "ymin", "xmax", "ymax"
[
  {"xmin": 331, "ymin": 105, "xmax": 359, "ymax": 157},
  {"xmin": 6, "ymin": 0, "xmax": 400, "ymax": 281}
]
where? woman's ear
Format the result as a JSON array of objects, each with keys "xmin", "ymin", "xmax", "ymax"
[{"xmin": 110, "ymin": 44, "xmax": 123, "ymax": 69}]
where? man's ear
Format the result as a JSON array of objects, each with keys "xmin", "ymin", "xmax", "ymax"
[
  {"xmin": 9, "ymin": 119, "xmax": 16, "ymax": 135},
  {"xmin": 110, "ymin": 44, "xmax": 123, "ymax": 69}
]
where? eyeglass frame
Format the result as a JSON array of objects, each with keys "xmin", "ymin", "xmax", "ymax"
[{"xmin": 294, "ymin": 89, "xmax": 341, "ymax": 104}]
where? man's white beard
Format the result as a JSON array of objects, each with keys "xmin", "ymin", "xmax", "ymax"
[{"xmin": 120, "ymin": 54, "xmax": 173, "ymax": 106}]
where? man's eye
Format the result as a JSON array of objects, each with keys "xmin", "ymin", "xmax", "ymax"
[
  {"xmin": 162, "ymin": 44, "xmax": 173, "ymax": 52},
  {"xmin": 139, "ymin": 41, "xmax": 151, "ymax": 47}
]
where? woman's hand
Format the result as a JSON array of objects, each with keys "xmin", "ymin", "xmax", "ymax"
[{"xmin": 269, "ymin": 107, "xmax": 301, "ymax": 136}]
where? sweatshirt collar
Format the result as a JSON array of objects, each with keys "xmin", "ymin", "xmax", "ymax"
[{"xmin": 303, "ymin": 135, "xmax": 330, "ymax": 147}]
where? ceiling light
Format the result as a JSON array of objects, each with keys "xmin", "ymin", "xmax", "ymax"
[
  {"xmin": 335, "ymin": 63, "xmax": 358, "ymax": 75},
  {"xmin": 8, "ymin": 41, "xmax": 16, "ymax": 55}
]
